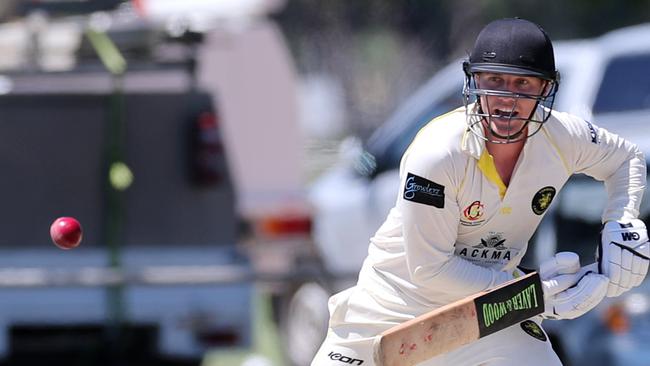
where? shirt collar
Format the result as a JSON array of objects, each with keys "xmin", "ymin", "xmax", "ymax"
[{"xmin": 460, "ymin": 104, "xmax": 485, "ymax": 159}]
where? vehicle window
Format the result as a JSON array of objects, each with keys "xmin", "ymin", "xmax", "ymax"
[
  {"xmin": 369, "ymin": 89, "xmax": 463, "ymax": 176},
  {"xmin": 0, "ymin": 91, "xmax": 236, "ymax": 247},
  {"xmin": 593, "ymin": 53, "xmax": 650, "ymax": 113}
]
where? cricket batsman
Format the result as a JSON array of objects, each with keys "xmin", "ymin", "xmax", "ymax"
[{"xmin": 311, "ymin": 18, "xmax": 648, "ymax": 365}]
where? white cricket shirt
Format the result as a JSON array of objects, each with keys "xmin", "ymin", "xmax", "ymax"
[{"xmin": 349, "ymin": 104, "xmax": 646, "ymax": 323}]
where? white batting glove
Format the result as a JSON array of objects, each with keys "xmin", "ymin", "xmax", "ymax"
[
  {"xmin": 598, "ymin": 219, "xmax": 650, "ymax": 297},
  {"xmin": 539, "ymin": 252, "xmax": 608, "ymax": 320},
  {"xmin": 539, "ymin": 252, "xmax": 581, "ymax": 318},
  {"xmin": 548, "ymin": 272, "xmax": 608, "ymax": 319}
]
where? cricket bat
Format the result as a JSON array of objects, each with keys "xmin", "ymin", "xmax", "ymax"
[
  {"xmin": 373, "ymin": 262, "xmax": 599, "ymax": 366},
  {"xmin": 372, "ymin": 272, "xmax": 545, "ymax": 366}
]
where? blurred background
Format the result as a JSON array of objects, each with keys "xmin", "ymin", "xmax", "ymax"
[{"xmin": 1, "ymin": 0, "xmax": 650, "ymax": 365}]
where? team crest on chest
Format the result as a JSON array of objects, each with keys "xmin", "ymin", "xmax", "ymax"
[
  {"xmin": 461, "ymin": 200, "xmax": 485, "ymax": 226},
  {"xmin": 531, "ymin": 186, "xmax": 556, "ymax": 215}
]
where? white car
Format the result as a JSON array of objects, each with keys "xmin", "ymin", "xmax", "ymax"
[{"xmin": 305, "ymin": 23, "xmax": 650, "ymax": 366}]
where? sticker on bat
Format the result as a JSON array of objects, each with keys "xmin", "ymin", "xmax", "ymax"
[{"xmin": 474, "ymin": 273, "xmax": 545, "ymax": 338}]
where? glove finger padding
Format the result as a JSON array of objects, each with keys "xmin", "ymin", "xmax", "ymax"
[
  {"xmin": 539, "ymin": 252, "xmax": 583, "ymax": 319},
  {"xmin": 545, "ymin": 273, "xmax": 609, "ymax": 320},
  {"xmin": 599, "ymin": 219, "xmax": 650, "ymax": 297},
  {"xmin": 619, "ymin": 249, "xmax": 635, "ymax": 290},
  {"xmin": 539, "ymin": 252, "xmax": 580, "ymax": 280},
  {"xmin": 542, "ymin": 273, "xmax": 582, "ymax": 297},
  {"xmin": 633, "ymin": 253, "xmax": 650, "ymax": 287},
  {"xmin": 605, "ymin": 245, "xmax": 622, "ymax": 296}
]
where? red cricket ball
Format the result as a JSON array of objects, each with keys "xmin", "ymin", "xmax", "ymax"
[{"xmin": 50, "ymin": 217, "xmax": 83, "ymax": 250}]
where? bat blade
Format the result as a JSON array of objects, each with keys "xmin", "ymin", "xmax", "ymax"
[{"xmin": 373, "ymin": 272, "xmax": 544, "ymax": 366}]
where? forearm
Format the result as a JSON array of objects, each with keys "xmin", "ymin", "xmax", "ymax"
[
  {"xmin": 409, "ymin": 255, "xmax": 513, "ymax": 298},
  {"xmin": 602, "ymin": 149, "xmax": 647, "ymax": 222}
]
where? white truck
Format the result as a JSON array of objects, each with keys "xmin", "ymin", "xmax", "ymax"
[{"xmin": 0, "ymin": 0, "xmax": 306, "ymax": 364}]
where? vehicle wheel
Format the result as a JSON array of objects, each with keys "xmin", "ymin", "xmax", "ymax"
[{"xmin": 280, "ymin": 282, "xmax": 331, "ymax": 366}]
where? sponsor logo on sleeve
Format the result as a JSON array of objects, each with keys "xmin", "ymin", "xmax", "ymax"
[
  {"xmin": 403, "ymin": 173, "xmax": 445, "ymax": 208},
  {"xmin": 531, "ymin": 186, "xmax": 556, "ymax": 215},
  {"xmin": 585, "ymin": 121, "xmax": 599, "ymax": 144}
]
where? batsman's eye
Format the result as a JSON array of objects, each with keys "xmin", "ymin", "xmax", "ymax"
[
  {"xmin": 513, "ymin": 78, "xmax": 539, "ymax": 93},
  {"xmin": 481, "ymin": 76, "xmax": 503, "ymax": 89}
]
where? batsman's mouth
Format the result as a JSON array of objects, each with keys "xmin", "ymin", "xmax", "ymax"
[{"xmin": 491, "ymin": 108, "xmax": 519, "ymax": 120}]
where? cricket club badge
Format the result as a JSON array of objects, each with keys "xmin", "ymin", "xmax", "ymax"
[
  {"xmin": 520, "ymin": 320, "xmax": 547, "ymax": 342},
  {"xmin": 531, "ymin": 186, "xmax": 556, "ymax": 215},
  {"xmin": 461, "ymin": 200, "xmax": 485, "ymax": 226}
]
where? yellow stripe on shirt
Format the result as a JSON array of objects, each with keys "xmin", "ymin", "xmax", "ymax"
[{"xmin": 477, "ymin": 150, "xmax": 508, "ymax": 200}]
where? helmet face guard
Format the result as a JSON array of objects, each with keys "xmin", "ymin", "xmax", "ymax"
[
  {"xmin": 463, "ymin": 62, "xmax": 559, "ymax": 144},
  {"xmin": 464, "ymin": 18, "xmax": 560, "ymax": 144}
]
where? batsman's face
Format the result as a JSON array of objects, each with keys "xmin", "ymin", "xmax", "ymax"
[{"xmin": 476, "ymin": 73, "xmax": 547, "ymax": 141}]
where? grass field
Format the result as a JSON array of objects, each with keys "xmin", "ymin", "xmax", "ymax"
[{"xmin": 202, "ymin": 288, "xmax": 286, "ymax": 366}]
